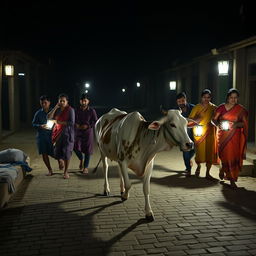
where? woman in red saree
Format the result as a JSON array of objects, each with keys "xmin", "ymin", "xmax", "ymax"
[
  {"xmin": 47, "ymin": 93, "xmax": 75, "ymax": 179},
  {"xmin": 212, "ymin": 88, "xmax": 248, "ymax": 189}
]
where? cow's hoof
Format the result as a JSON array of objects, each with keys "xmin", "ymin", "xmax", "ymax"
[
  {"xmin": 145, "ymin": 214, "xmax": 155, "ymax": 222},
  {"xmin": 103, "ymin": 191, "xmax": 110, "ymax": 196}
]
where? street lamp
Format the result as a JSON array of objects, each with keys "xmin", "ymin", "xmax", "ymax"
[
  {"xmin": 218, "ymin": 61, "xmax": 229, "ymax": 76},
  {"xmin": 169, "ymin": 81, "xmax": 176, "ymax": 90},
  {"xmin": 4, "ymin": 65, "xmax": 14, "ymax": 76}
]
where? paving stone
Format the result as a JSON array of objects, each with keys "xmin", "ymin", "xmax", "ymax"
[{"xmin": 0, "ymin": 130, "xmax": 256, "ymax": 256}]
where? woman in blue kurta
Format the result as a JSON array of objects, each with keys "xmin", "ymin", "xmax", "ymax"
[
  {"xmin": 74, "ymin": 94, "xmax": 98, "ymax": 174},
  {"xmin": 47, "ymin": 93, "xmax": 75, "ymax": 179},
  {"xmin": 32, "ymin": 95, "xmax": 54, "ymax": 176}
]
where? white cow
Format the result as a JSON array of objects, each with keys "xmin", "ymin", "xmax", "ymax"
[{"xmin": 95, "ymin": 108, "xmax": 193, "ymax": 221}]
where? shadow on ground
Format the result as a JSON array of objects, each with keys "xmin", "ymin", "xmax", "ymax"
[
  {"xmin": 218, "ymin": 184, "xmax": 256, "ymax": 221},
  {"xmin": 0, "ymin": 176, "xmax": 149, "ymax": 256}
]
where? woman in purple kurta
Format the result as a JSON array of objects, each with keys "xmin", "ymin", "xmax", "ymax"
[
  {"xmin": 47, "ymin": 93, "xmax": 75, "ymax": 179},
  {"xmin": 74, "ymin": 94, "xmax": 98, "ymax": 174}
]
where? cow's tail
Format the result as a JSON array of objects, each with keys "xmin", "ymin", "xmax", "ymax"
[{"xmin": 92, "ymin": 158, "xmax": 102, "ymax": 173}]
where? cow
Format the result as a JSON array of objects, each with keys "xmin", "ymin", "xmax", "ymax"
[{"xmin": 95, "ymin": 108, "xmax": 194, "ymax": 221}]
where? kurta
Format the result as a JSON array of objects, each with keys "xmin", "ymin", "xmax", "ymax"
[
  {"xmin": 53, "ymin": 106, "xmax": 75, "ymax": 160},
  {"xmin": 32, "ymin": 108, "xmax": 54, "ymax": 156},
  {"xmin": 189, "ymin": 102, "xmax": 219, "ymax": 164},
  {"xmin": 74, "ymin": 107, "xmax": 98, "ymax": 155},
  {"xmin": 214, "ymin": 104, "xmax": 248, "ymax": 181}
]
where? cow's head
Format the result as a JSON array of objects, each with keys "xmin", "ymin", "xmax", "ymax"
[{"xmin": 148, "ymin": 109, "xmax": 194, "ymax": 151}]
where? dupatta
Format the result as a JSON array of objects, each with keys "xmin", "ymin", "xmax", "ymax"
[{"xmin": 52, "ymin": 106, "xmax": 71, "ymax": 144}]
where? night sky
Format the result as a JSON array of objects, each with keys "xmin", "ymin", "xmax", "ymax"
[{"xmin": 2, "ymin": 1, "xmax": 255, "ymax": 104}]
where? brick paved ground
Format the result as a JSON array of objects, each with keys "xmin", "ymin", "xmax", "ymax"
[{"xmin": 0, "ymin": 129, "xmax": 256, "ymax": 256}]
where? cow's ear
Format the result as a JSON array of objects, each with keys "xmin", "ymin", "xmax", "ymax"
[{"xmin": 148, "ymin": 121, "xmax": 161, "ymax": 130}]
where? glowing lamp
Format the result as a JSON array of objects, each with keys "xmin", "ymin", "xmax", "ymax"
[
  {"xmin": 220, "ymin": 120, "xmax": 230, "ymax": 131},
  {"xmin": 46, "ymin": 120, "xmax": 54, "ymax": 129},
  {"xmin": 194, "ymin": 125, "xmax": 203, "ymax": 136},
  {"xmin": 85, "ymin": 83, "xmax": 90, "ymax": 88},
  {"xmin": 218, "ymin": 61, "xmax": 229, "ymax": 76},
  {"xmin": 122, "ymin": 88, "xmax": 126, "ymax": 93},
  {"xmin": 4, "ymin": 65, "xmax": 14, "ymax": 76},
  {"xmin": 136, "ymin": 82, "xmax": 140, "ymax": 87},
  {"xmin": 169, "ymin": 81, "xmax": 176, "ymax": 90}
]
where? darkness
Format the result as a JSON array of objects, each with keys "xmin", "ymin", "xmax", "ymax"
[{"xmin": 1, "ymin": 1, "xmax": 255, "ymax": 105}]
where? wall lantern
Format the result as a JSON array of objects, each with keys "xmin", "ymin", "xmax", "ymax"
[
  {"xmin": 136, "ymin": 82, "xmax": 140, "ymax": 87},
  {"xmin": 4, "ymin": 65, "xmax": 14, "ymax": 76},
  {"xmin": 218, "ymin": 61, "xmax": 229, "ymax": 76},
  {"xmin": 169, "ymin": 81, "xmax": 176, "ymax": 90}
]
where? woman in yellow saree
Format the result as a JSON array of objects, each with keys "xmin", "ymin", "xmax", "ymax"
[
  {"xmin": 189, "ymin": 89, "xmax": 219, "ymax": 179},
  {"xmin": 212, "ymin": 88, "xmax": 248, "ymax": 189}
]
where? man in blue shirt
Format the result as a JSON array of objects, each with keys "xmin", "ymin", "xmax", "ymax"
[
  {"xmin": 32, "ymin": 95, "xmax": 54, "ymax": 176},
  {"xmin": 175, "ymin": 92, "xmax": 195, "ymax": 177}
]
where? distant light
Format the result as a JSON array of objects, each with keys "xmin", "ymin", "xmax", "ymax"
[
  {"xmin": 122, "ymin": 88, "xmax": 126, "ymax": 93},
  {"xmin": 85, "ymin": 83, "xmax": 90, "ymax": 88},
  {"xmin": 169, "ymin": 81, "xmax": 176, "ymax": 90},
  {"xmin": 4, "ymin": 65, "xmax": 14, "ymax": 76},
  {"xmin": 85, "ymin": 89, "xmax": 88, "ymax": 93},
  {"xmin": 136, "ymin": 82, "xmax": 141, "ymax": 88},
  {"xmin": 18, "ymin": 73, "xmax": 25, "ymax": 76},
  {"xmin": 218, "ymin": 61, "xmax": 229, "ymax": 76}
]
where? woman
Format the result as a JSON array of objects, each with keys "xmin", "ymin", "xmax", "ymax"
[
  {"xmin": 212, "ymin": 88, "xmax": 248, "ymax": 189},
  {"xmin": 74, "ymin": 93, "xmax": 98, "ymax": 174},
  {"xmin": 189, "ymin": 89, "xmax": 219, "ymax": 179},
  {"xmin": 47, "ymin": 93, "xmax": 75, "ymax": 179}
]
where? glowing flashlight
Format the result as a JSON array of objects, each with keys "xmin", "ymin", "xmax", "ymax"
[
  {"xmin": 46, "ymin": 120, "xmax": 54, "ymax": 129},
  {"xmin": 194, "ymin": 125, "xmax": 203, "ymax": 136},
  {"xmin": 220, "ymin": 120, "xmax": 230, "ymax": 131}
]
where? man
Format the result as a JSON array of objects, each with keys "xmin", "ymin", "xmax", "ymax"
[
  {"xmin": 32, "ymin": 95, "xmax": 54, "ymax": 176},
  {"xmin": 176, "ymin": 92, "xmax": 195, "ymax": 177},
  {"xmin": 74, "ymin": 93, "xmax": 98, "ymax": 174}
]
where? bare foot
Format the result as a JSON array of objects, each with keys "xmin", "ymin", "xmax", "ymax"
[
  {"xmin": 46, "ymin": 171, "xmax": 53, "ymax": 176},
  {"xmin": 195, "ymin": 166, "xmax": 201, "ymax": 177},
  {"xmin": 59, "ymin": 160, "xmax": 64, "ymax": 170},
  {"xmin": 82, "ymin": 168, "xmax": 89, "ymax": 174},
  {"xmin": 63, "ymin": 173, "xmax": 70, "ymax": 179}
]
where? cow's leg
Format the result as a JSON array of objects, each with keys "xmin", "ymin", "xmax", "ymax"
[
  {"xmin": 102, "ymin": 153, "xmax": 110, "ymax": 196},
  {"xmin": 118, "ymin": 165, "xmax": 125, "ymax": 195},
  {"xmin": 143, "ymin": 159, "xmax": 154, "ymax": 221},
  {"xmin": 118, "ymin": 162, "xmax": 131, "ymax": 201}
]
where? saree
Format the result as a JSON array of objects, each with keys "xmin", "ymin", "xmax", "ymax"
[
  {"xmin": 189, "ymin": 103, "xmax": 219, "ymax": 164},
  {"xmin": 215, "ymin": 104, "xmax": 248, "ymax": 181},
  {"xmin": 52, "ymin": 106, "xmax": 71, "ymax": 144}
]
